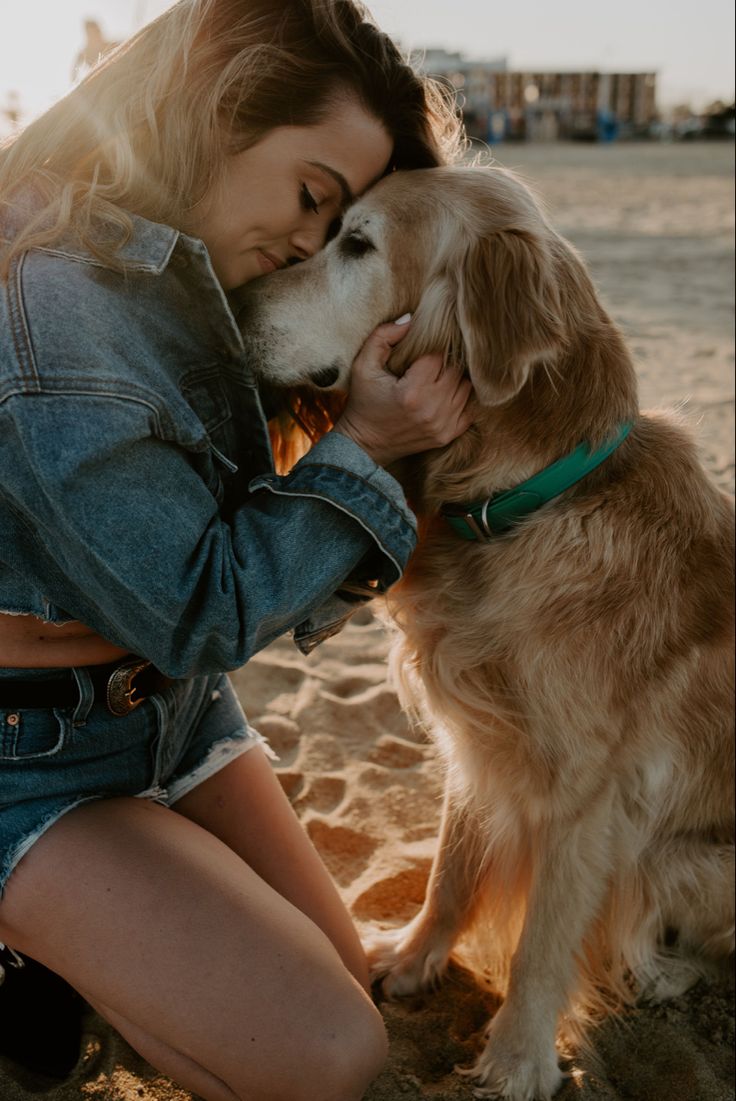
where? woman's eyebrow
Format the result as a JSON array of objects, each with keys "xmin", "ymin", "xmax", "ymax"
[{"xmin": 307, "ymin": 161, "xmax": 354, "ymax": 207}]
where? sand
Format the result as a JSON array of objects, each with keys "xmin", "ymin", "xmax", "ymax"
[{"xmin": 1, "ymin": 140, "xmax": 733, "ymax": 1101}]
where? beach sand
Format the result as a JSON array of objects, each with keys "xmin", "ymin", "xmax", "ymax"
[{"xmin": 2, "ymin": 140, "xmax": 733, "ymax": 1101}]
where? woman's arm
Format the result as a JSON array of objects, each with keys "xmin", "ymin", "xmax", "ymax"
[{"xmin": 1, "ymin": 390, "xmax": 415, "ymax": 678}]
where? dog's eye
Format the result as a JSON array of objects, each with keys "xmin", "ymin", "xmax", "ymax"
[{"xmin": 338, "ymin": 233, "xmax": 376, "ymax": 259}]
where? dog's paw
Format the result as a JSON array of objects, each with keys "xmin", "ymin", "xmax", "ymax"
[
  {"xmin": 459, "ymin": 1009, "xmax": 564, "ymax": 1100},
  {"xmin": 636, "ymin": 952, "xmax": 711, "ymax": 1004},
  {"xmin": 463, "ymin": 1050, "xmax": 564, "ymax": 1101},
  {"xmin": 363, "ymin": 921, "xmax": 452, "ymax": 998}
]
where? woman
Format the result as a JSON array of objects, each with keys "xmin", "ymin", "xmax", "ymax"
[{"xmin": 0, "ymin": 2, "xmax": 471, "ymax": 1100}]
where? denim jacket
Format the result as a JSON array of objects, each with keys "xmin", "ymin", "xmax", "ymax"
[{"xmin": 0, "ymin": 189, "xmax": 417, "ymax": 676}]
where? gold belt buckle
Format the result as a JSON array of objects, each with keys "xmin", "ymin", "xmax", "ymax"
[{"xmin": 106, "ymin": 658, "xmax": 152, "ymax": 717}]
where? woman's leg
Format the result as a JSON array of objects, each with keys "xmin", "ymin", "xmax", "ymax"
[
  {"xmin": 171, "ymin": 745, "xmax": 371, "ymax": 990},
  {"xmin": 0, "ymin": 791, "xmax": 387, "ymax": 1101}
]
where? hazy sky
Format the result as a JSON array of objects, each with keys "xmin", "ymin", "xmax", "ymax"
[{"xmin": 1, "ymin": 0, "xmax": 733, "ymax": 123}]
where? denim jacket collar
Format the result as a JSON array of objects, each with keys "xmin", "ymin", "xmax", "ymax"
[
  {"xmin": 42, "ymin": 215, "xmax": 180, "ymax": 274},
  {"xmin": 2, "ymin": 181, "xmax": 179, "ymax": 274}
]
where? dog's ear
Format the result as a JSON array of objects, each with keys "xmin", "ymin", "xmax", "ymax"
[
  {"xmin": 455, "ymin": 229, "xmax": 566, "ymax": 406},
  {"xmin": 385, "ymin": 274, "xmax": 458, "ymax": 378}
]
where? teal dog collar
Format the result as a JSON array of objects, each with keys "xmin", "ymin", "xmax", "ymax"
[{"xmin": 442, "ymin": 422, "xmax": 633, "ymax": 540}]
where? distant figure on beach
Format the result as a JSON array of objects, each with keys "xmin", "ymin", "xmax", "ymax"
[
  {"xmin": 0, "ymin": 91, "xmax": 22, "ymax": 136},
  {"xmin": 71, "ymin": 19, "xmax": 119, "ymax": 81}
]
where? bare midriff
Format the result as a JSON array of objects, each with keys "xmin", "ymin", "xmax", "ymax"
[{"xmin": 0, "ymin": 613, "xmax": 131, "ymax": 669}]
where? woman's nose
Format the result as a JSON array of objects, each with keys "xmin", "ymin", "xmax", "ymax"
[{"xmin": 288, "ymin": 218, "xmax": 330, "ymax": 261}]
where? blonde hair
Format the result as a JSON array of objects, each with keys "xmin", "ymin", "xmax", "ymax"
[
  {"xmin": 0, "ymin": 0, "xmax": 465, "ymax": 469},
  {"xmin": 0, "ymin": 0, "xmax": 463, "ymax": 278}
]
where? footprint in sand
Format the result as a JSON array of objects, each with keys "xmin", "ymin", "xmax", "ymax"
[
  {"xmin": 319, "ymin": 680, "xmax": 417, "ymax": 742},
  {"xmin": 327, "ymin": 669, "xmax": 391, "ymax": 699},
  {"xmin": 367, "ymin": 736, "xmax": 426, "ymax": 769},
  {"xmin": 298, "ymin": 732, "xmax": 346, "ymax": 771},
  {"xmin": 252, "ymin": 714, "xmax": 301, "ymax": 763},
  {"xmin": 306, "ymin": 820, "xmax": 379, "ymax": 886},
  {"xmin": 292, "ymin": 775, "xmax": 346, "ymax": 814},
  {"xmin": 352, "ymin": 862, "xmax": 432, "ymax": 923},
  {"xmin": 276, "ymin": 771, "xmax": 304, "ymax": 800},
  {"xmin": 230, "ymin": 657, "xmax": 307, "ymax": 717}
]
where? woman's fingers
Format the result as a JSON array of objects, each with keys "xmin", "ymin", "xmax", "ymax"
[
  {"xmin": 398, "ymin": 356, "xmax": 473, "ymax": 419},
  {"xmin": 334, "ymin": 324, "xmax": 475, "ymax": 467},
  {"xmin": 352, "ymin": 318, "xmax": 412, "ymax": 376}
]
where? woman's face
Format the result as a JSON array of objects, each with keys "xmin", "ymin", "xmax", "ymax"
[{"xmin": 189, "ymin": 100, "xmax": 393, "ymax": 290}]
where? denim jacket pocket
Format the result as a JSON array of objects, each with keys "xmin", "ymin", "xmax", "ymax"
[
  {"xmin": 1, "ymin": 707, "xmax": 71, "ymax": 761},
  {"xmin": 180, "ymin": 371, "xmax": 232, "ymax": 436},
  {"xmin": 178, "ymin": 371, "xmax": 238, "ymax": 504}
]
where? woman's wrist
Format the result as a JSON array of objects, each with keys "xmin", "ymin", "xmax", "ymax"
[{"xmin": 331, "ymin": 419, "xmax": 395, "ymax": 468}]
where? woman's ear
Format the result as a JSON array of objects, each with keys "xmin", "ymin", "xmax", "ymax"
[{"xmin": 455, "ymin": 229, "xmax": 566, "ymax": 406}]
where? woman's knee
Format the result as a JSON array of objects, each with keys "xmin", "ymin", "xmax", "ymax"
[
  {"xmin": 320, "ymin": 996, "xmax": 388, "ymax": 1101},
  {"xmin": 234, "ymin": 990, "xmax": 388, "ymax": 1101}
]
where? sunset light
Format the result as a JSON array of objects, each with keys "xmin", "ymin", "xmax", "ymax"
[{"xmin": 1, "ymin": 0, "xmax": 734, "ymax": 138}]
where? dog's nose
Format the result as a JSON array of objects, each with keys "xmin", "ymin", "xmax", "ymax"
[{"xmin": 312, "ymin": 365, "xmax": 340, "ymax": 388}]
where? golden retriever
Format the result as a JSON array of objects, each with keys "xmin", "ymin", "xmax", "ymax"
[{"xmin": 237, "ymin": 165, "xmax": 735, "ymax": 1100}]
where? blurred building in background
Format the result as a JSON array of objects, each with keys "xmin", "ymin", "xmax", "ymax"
[{"xmin": 416, "ymin": 50, "xmax": 659, "ymax": 142}]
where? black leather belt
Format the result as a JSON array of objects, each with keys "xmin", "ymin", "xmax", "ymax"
[{"xmin": 0, "ymin": 657, "xmax": 174, "ymax": 717}]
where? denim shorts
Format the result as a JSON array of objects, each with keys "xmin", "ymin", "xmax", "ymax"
[{"xmin": 0, "ymin": 666, "xmax": 269, "ymax": 895}]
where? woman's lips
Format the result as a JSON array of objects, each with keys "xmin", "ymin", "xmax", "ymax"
[{"xmin": 257, "ymin": 250, "xmax": 283, "ymax": 275}]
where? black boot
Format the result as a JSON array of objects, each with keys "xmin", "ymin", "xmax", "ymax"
[{"xmin": 0, "ymin": 946, "xmax": 83, "ymax": 1079}]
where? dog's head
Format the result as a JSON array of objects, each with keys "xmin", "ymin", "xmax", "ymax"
[{"xmin": 236, "ymin": 165, "xmax": 569, "ymax": 406}]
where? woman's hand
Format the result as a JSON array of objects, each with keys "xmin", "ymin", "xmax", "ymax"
[{"xmin": 332, "ymin": 319, "xmax": 475, "ymax": 467}]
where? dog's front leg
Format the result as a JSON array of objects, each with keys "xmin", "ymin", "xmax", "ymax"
[
  {"xmin": 366, "ymin": 784, "xmax": 489, "ymax": 996},
  {"xmin": 470, "ymin": 788, "xmax": 615, "ymax": 1101}
]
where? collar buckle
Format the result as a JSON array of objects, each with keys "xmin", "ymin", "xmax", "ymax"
[
  {"xmin": 443, "ymin": 422, "xmax": 634, "ymax": 543},
  {"xmin": 463, "ymin": 508, "xmax": 494, "ymax": 541}
]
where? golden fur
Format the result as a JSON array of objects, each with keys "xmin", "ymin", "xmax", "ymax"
[{"xmin": 246, "ymin": 165, "xmax": 735, "ymax": 1100}]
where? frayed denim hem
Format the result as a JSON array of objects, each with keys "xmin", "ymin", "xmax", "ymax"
[
  {"xmin": 0, "ymin": 728, "xmax": 269, "ymax": 896},
  {"xmin": 0, "ymin": 795, "xmax": 101, "ymax": 899},
  {"xmin": 165, "ymin": 726, "xmax": 276, "ymax": 806}
]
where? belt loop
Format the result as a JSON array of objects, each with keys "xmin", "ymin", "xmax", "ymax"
[{"xmin": 71, "ymin": 667, "xmax": 94, "ymax": 726}]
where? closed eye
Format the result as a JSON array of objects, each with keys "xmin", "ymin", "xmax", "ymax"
[
  {"xmin": 338, "ymin": 233, "xmax": 376, "ymax": 259},
  {"xmin": 300, "ymin": 183, "xmax": 320, "ymax": 215}
]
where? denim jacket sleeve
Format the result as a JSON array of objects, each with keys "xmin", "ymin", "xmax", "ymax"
[
  {"xmin": 248, "ymin": 430, "xmax": 416, "ymax": 654},
  {"xmin": 0, "ymin": 196, "xmax": 418, "ymax": 674},
  {"xmin": 1, "ymin": 389, "xmax": 416, "ymax": 677}
]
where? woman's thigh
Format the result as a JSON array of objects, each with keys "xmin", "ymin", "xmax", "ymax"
[
  {"xmin": 0, "ymin": 793, "xmax": 386, "ymax": 1101},
  {"xmin": 172, "ymin": 744, "xmax": 372, "ymax": 990}
]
